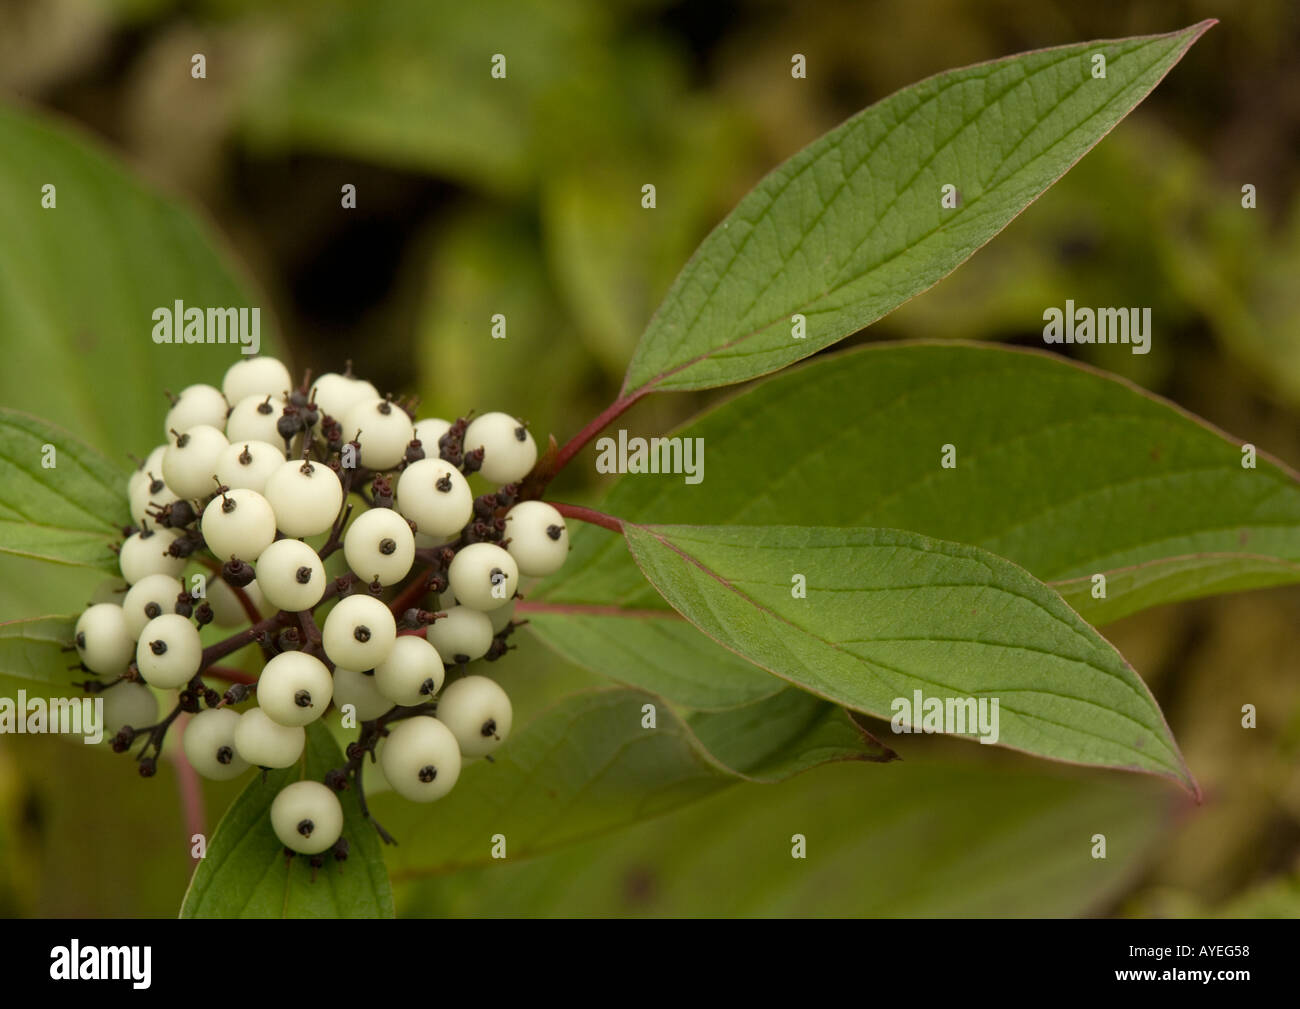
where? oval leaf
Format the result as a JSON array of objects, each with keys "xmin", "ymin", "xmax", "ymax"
[
  {"xmin": 622, "ymin": 21, "xmax": 1213, "ymax": 394},
  {"xmin": 548, "ymin": 342, "xmax": 1300, "ymax": 628},
  {"xmin": 180, "ymin": 723, "xmax": 394, "ymax": 918},
  {"xmin": 0, "ymin": 105, "xmax": 278, "ymax": 460},
  {"xmin": 624, "ymin": 523, "xmax": 1195, "ymax": 791},
  {"xmin": 394, "ymin": 753, "xmax": 1177, "ymax": 917},
  {"xmin": 0, "ymin": 410, "xmax": 128, "ymax": 572},
  {"xmin": 0, "ymin": 615, "xmax": 77, "ymax": 698},
  {"xmin": 380, "ymin": 686, "xmax": 889, "ymax": 880}
]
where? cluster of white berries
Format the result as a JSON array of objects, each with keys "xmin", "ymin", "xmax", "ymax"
[{"xmin": 70, "ymin": 356, "xmax": 570, "ymax": 863}]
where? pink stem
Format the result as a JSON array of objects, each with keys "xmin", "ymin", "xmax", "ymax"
[
  {"xmin": 548, "ymin": 389, "xmax": 647, "ymax": 482},
  {"xmin": 170, "ymin": 719, "xmax": 207, "ymax": 863},
  {"xmin": 551, "ymin": 503, "xmax": 625, "ymax": 534}
]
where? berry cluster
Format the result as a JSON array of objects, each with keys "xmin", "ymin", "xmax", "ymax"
[{"xmin": 70, "ymin": 357, "xmax": 570, "ymax": 866}]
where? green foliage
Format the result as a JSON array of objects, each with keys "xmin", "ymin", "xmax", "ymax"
[
  {"xmin": 376, "ymin": 686, "xmax": 888, "ymax": 879},
  {"xmin": 621, "ymin": 22, "xmax": 1213, "ymax": 394},
  {"xmin": 394, "ymin": 752, "xmax": 1176, "ymax": 917},
  {"xmin": 623, "ymin": 523, "xmax": 1192, "ymax": 787}
]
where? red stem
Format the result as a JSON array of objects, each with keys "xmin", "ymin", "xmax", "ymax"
[
  {"xmin": 550, "ymin": 503, "xmax": 625, "ymax": 534},
  {"xmin": 202, "ymin": 664, "xmax": 257, "ymax": 684},
  {"xmin": 230, "ymin": 584, "xmax": 262, "ymax": 626},
  {"xmin": 547, "ymin": 389, "xmax": 647, "ymax": 483},
  {"xmin": 169, "ymin": 721, "xmax": 207, "ymax": 861}
]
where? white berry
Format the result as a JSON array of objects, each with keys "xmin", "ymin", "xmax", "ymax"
[
  {"xmin": 437, "ymin": 675, "xmax": 513, "ymax": 758},
  {"xmin": 447, "ymin": 542, "xmax": 517, "ymax": 611},
  {"xmin": 343, "ymin": 507, "xmax": 415, "ymax": 585},
  {"xmin": 205, "ymin": 577, "xmax": 265, "ymax": 626},
  {"xmin": 310, "ymin": 372, "xmax": 378, "ymax": 425},
  {"xmin": 503, "ymin": 500, "xmax": 568, "ymax": 576},
  {"xmin": 395, "ymin": 458, "xmax": 472, "ymax": 538},
  {"xmin": 255, "ymin": 539, "xmax": 325, "ymax": 612},
  {"xmin": 233, "ymin": 707, "xmax": 305, "ymax": 768},
  {"xmin": 162, "ymin": 424, "xmax": 230, "ymax": 500},
  {"xmin": 322, "ymin": 594, "xmax": 396, "ymax": 670},
  {"xmin": 426, "ymin": 606, "xmax": 493, "ymax": 665},
  {"xmin": 270, "ymin": 780, "xmax": 343, "ymax": 854},
  {"xmin": 263, "ymin": 459, "xmax": 343, "ymax": 537},
  {"xmin": 201, "ymin": 488, "xmax": 277, "ymax": 563},
  {"xmin": 488, "ymin": 598, "xmax": 515, "ymax": 635},
  {"xmin": 412, "ymin": 417, "xmax": 451, "ymax": 452},
  {"xmin": 342, "ymin": 398, "xmax": 414, "ymax": 471},
  {"xmin": 164, "ymin": 384, "xmax": 228, "ymax": 437},
  {"xmin": 257, "ymin": 652, "xmax": 334, "ymax": 726},
  {"xmin": 127, "ymin": 446, "xmax": 180, "ymax": 525},
  {"xmin": 225, "ymin": 394, "xmax": 285, "ymax": 446},
  {"xmin": 332, "ymin": 666, "xmax": 393, "ymax": 722},
  {"xmin": 372, "ymin": 634, "xmax": 444, "ymax": 707},
  {"xmin": 222, "ymin": 356, "xmax": 292, "ymax": 406},
  {"xmin": 463, "ymin": 412, "xmax": 537, "ymax": 485},
  {"xmin": 101, "ymin": 681, "xmax": 158, "ymax": 735},
  {"xmin": 214, "ymin": 440, "xmax": 285, "ymax": 494},
  {"xmin": 379, "ymin": 716, "xmax": 461, "ymax": 802},
  {"xmin": 135, "ymin": 613, "xmax": 202, "ymax": 688},
  {"xmin": 121, "ymin": 573, "xmax": 183, "ymax": 639},
  {"xmin": 75, "ymin": 603, "xmax": 135, "ymax": 676},
  {"xmin": 118, "ymin": 525, "xmax": 186, "ymax": 584},
  {"xmin": 182, "ymin": 708, "xmax": 249, "ymax": 780}
]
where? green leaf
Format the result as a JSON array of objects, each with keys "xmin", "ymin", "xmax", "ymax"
[
  {"xmin": 523, "ymin": 607, "xmax": 783, "ymax": 710},
  {"xmin": 0, "ymin": 410, "xmax": 128, "ymax": 572},
  {"xmin": 0, "ymin": 104, "xmax": 277, "ymax": 461},
  {"xmin": 0, "ymin": 615, "xmax": 78, "ymax": 698},
  {"xmin": 624, "ymin": 523, "xmax": 1194, "ymax": 790},
  {"xmin": 547, "ymin": 342, "xmax": 1300, "ymax": 628},
  {"xmin": 180, "ymin": 723, "xmax": 394, "ymax": 918},
  {"xmin": 378, "ymin": 686, "xmax": 889, "ymax": 880},
  {"xmin": 622, "ymin": 21, "xmax": 1214, "ymax": 394},
  {"xmin": 394, "ymin": 751, "xmax": 1177, "ymax": 917}
]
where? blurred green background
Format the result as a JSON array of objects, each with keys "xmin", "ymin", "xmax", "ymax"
[{"xmin": 1, "ymin": 0, "xmax": 1298, "ymax": 916}]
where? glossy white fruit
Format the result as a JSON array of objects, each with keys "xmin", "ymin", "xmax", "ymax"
[
  {"xmin": 372, "ymin": 634, "xmax": 444, "ymax": 707},
  {"xmin": 233, "ymin": 707, "xmax": 305, "ymax": 768},
  {"xmin": 263, "ymin": 459, "xmax": 343, "ymax": 537},
  {"xmin": 205, "ymin": 577, "xmax": 265, "ymax": 626},
  {"xmin": 503, "ymin": 500, "xmax": 568, "ymax": 577},
  {"xmin": 164, "ymin": 385, "xmax": 228, "ymax": 439},
  {"xmin": 257, "ymin": 651, "xmax": 334, "ymax": 726},
  {"xmin": 395, "ymin": 458, "xmax": 473, "ymax": 538},
  {"xmin": 426, "ymin": 606, "xmax": 493, "ymax": 665},
  {"xmin": 201, "ymin": 488, "xmax": 277, "ymax": 562},
  {"xmin": 379, "ymin": 716, "xmax": 461, "ymax": 802},
  {"xmin": 310, "ymin": 372, "xmax": 378, "ymax": 425},
  {"xmin": 74, "ymin": 603, "xmax": 136, "ymax": 676},
  {"xmin": 447, "ymin": 542, "xmax": 517, "ymax": 611},
  {"xmin": 270, "ymin": 780, "xmax": 344, "ymax": 855},
  {"xmin": 121, "ymin": 573, "xmax": 184, "ymax": 639},
  {"xmin": 182, "ymin": 708, "xmax": 249, "ymax": 780},
  {"xmin": 135, "ymin": 613, "xmax": 202, "ymax": 688},
  {"xmin": 214, "ymin": 440, "xmax": 285, "ymax": 495},
  {"xmin": 412, "ymin": 417, "xmax": 451, "ymax": 452},
  {"xmin": 101, "ymin": 681, "xmax": 158, "ymax": 735},
  {"xmin": 321, "ymin": 594, "xmax": 396, "ymax": 670},
  {"xmin": 342, "ymin": 398, "xmax": 414, "ymax": 471},
  {"xmin": 436, "ymin": 675, "xmax": 513, "ymax": 758},
  {"xmin": 255, "ymin": 539, "xmax": 326, "ymax": 612},
  {"xmin": 343, "ymin": 507, "xmax": 415, "ymax": 585},
  {"xmin": 463, "ymin": 412, "xmax": 537, "ymax": 485},
  {"xmin": 332, "ymin": 666, "xmax": 393, "ymax": 722},
  {"xmin": 162, "ymin": 424, "xmax": 230, "ymax": 500},
  {"xmin": 118, "ymin": 525, "xmax": 186, "ymax": 584},
  {"xmin": 225, "ymin": 393, "xmax": 285, "ymax": 446},
  {"xmin": 222, "ymin": 356, "xmax": 293, "ymax": 406}
]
